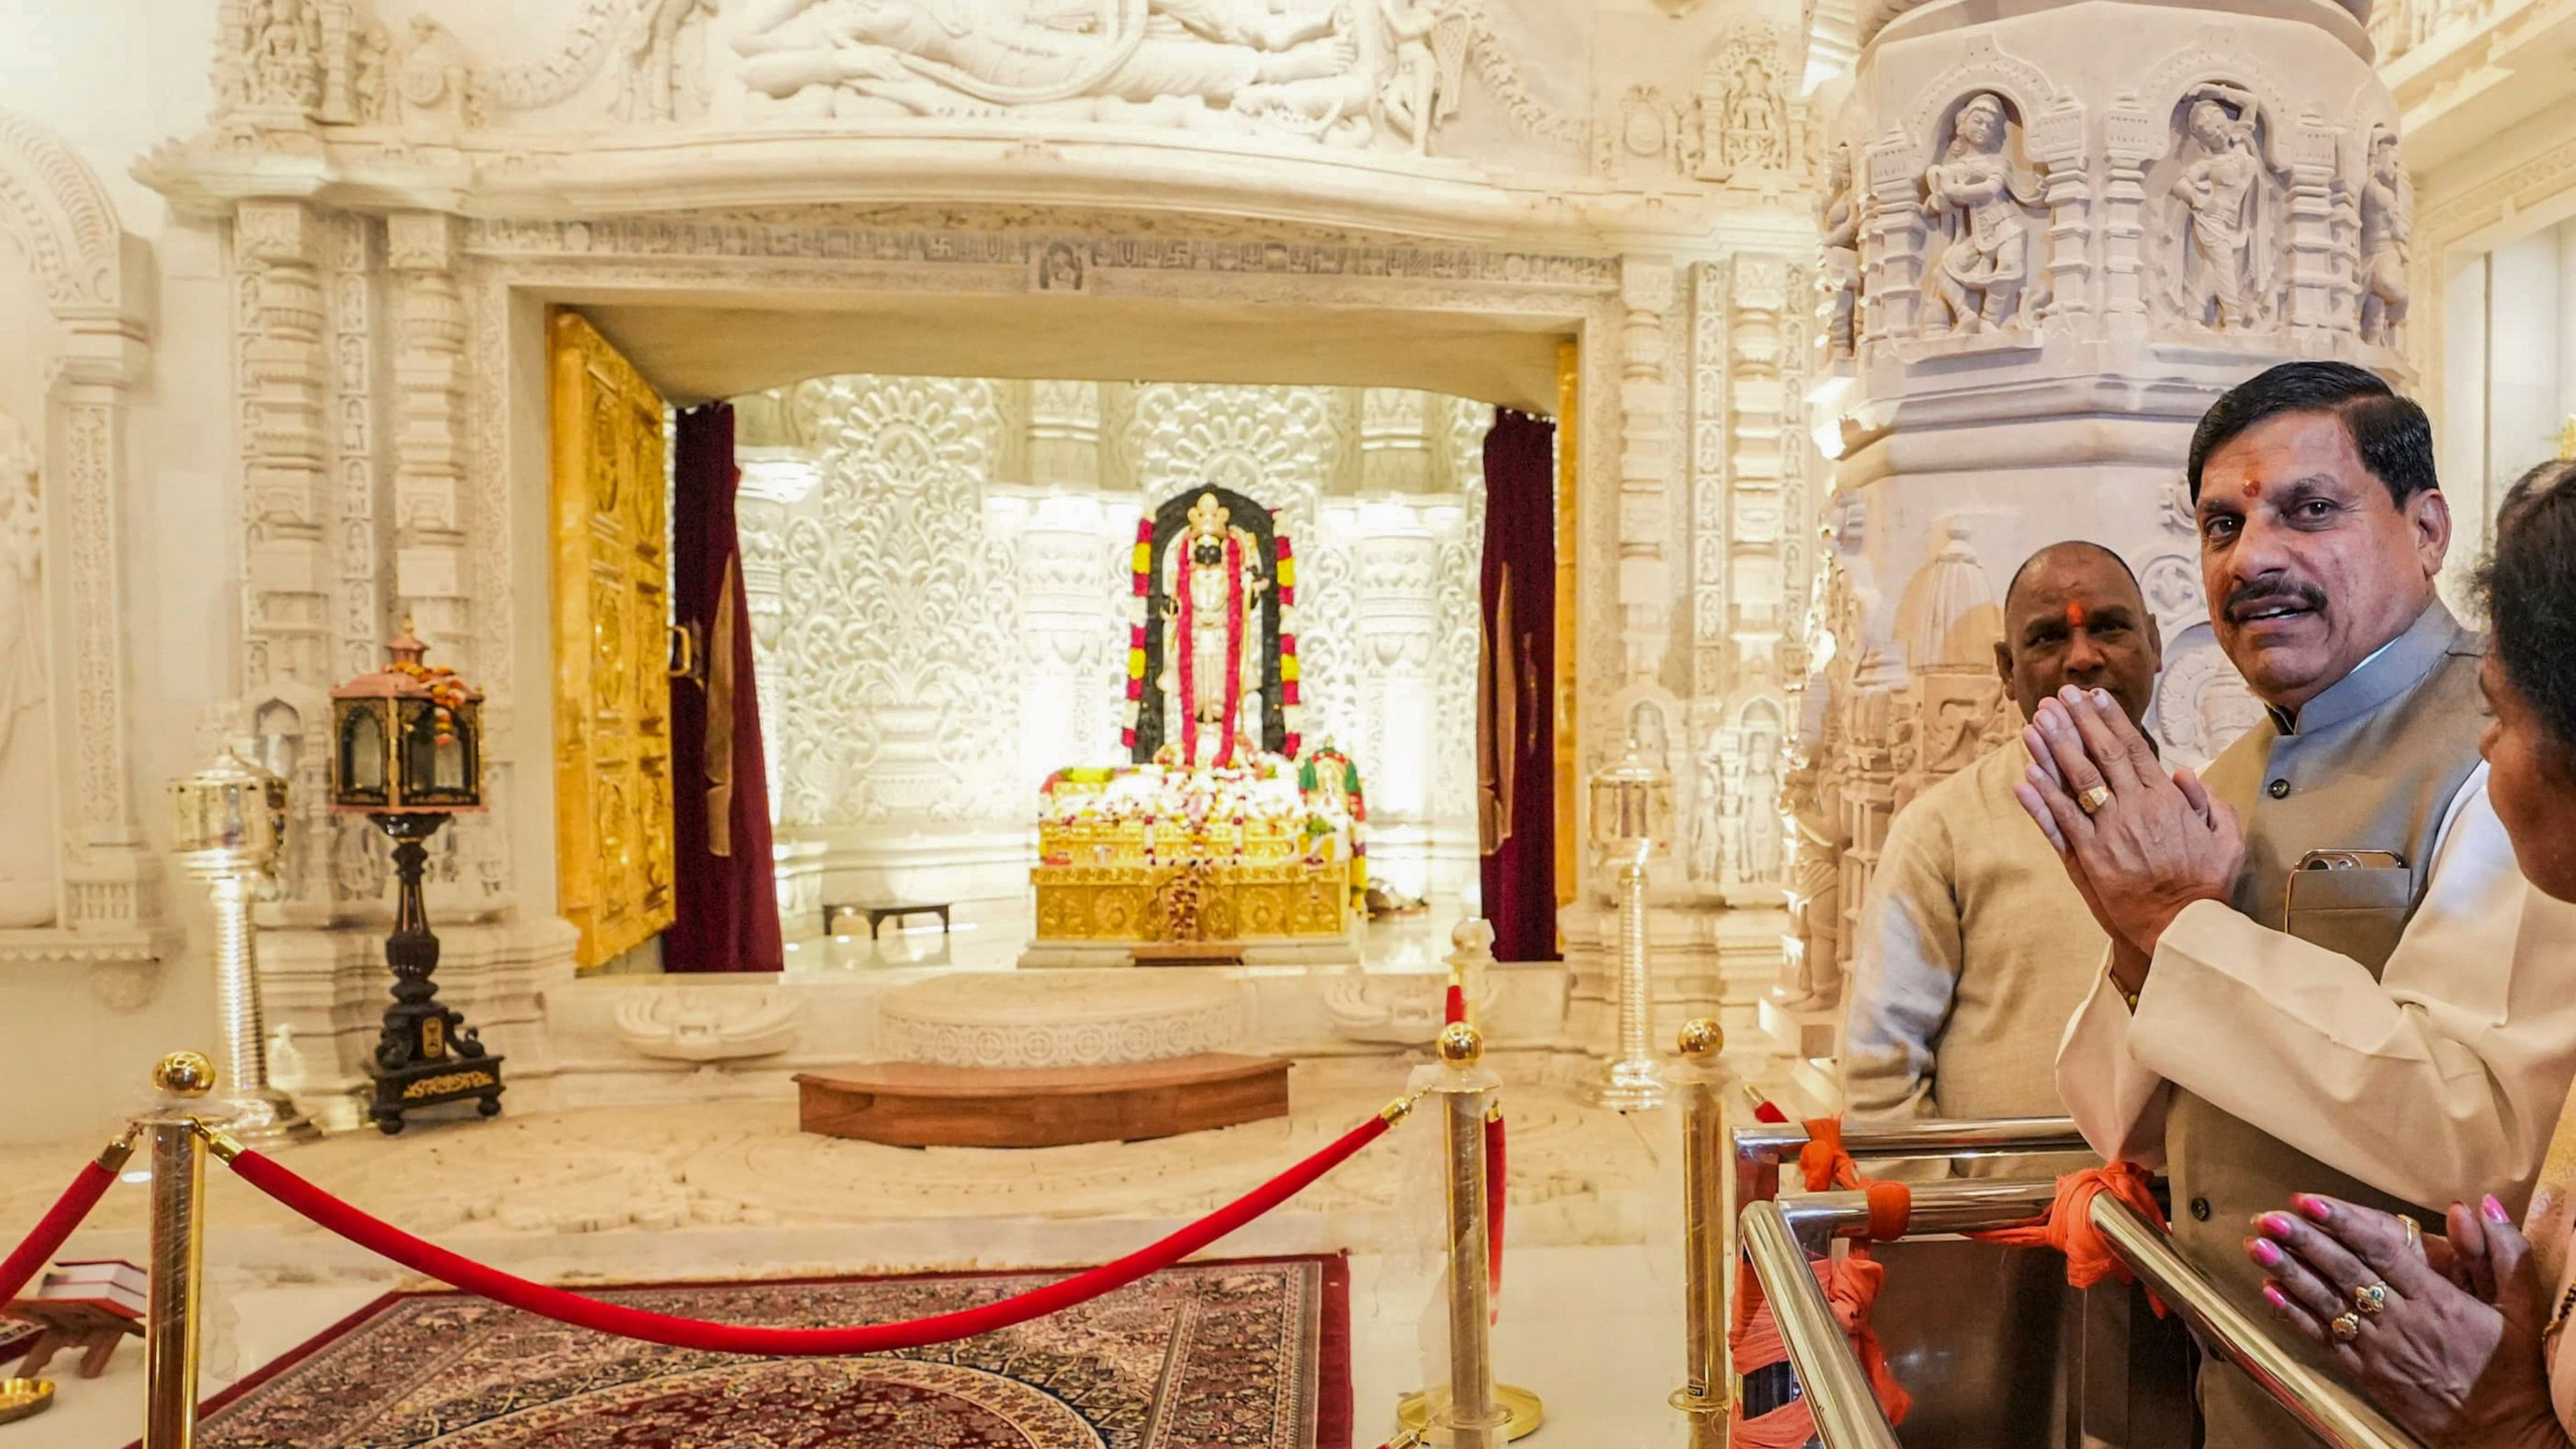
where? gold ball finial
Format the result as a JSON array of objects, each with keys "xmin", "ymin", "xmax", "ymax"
[
  {"xmin": 1435, "ymin": 1021, "xmax": 1484, "ymax": 1065},
  {"xmin": 1677, "ymin": 1017, "xmax": 1725, "ymax": 1060},
  {"xmin": 153, "ymin": 1051, "xmax": 217, "ymax": 1097}
]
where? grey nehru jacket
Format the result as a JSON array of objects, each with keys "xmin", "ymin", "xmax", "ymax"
[{"xmin": 2171, "ymin": 598, "xmax": 2490, "ymax": 1448}]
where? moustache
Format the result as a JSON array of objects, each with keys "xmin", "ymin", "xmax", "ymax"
[{"xmin": 2222, "ymin": 578, "xmax": 2329, "ymax": 624}]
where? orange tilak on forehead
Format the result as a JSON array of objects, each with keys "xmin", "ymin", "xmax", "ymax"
[{"xmin": 2065, "ymin": 601, "xmax": 2087, "ymax": 629}]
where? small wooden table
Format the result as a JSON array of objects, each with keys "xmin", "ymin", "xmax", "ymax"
[
  {"xmin": 823, "ymin": 902, "xmax": 952, "ymax": 939},
  {"xmin": 1, "ymin": 1303, "xmax": 139, "ymax": 1379},
  {"xmin": 796, "ymin": 1054, "xmax": 1292, "ymax": 1148}
]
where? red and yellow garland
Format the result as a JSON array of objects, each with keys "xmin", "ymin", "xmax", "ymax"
[{"xmin": 1121, "ymin": 510, "xmax": 1306, "ymax": 764}]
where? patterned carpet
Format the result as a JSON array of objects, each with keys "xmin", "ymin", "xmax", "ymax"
[{"xmin": 186, "ymin": 1256, "xmax": 1349, "ymax": 1449}]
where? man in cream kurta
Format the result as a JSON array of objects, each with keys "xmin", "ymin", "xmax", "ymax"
[
  {"xmin": 1843, "ymin": 543, "xmax": 2162, "ymax": 1138},
  {"xmin": 2033, "ymin": 363, "xmax": 2576, "ymax": 1446}
]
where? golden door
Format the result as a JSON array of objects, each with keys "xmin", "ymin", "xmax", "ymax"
[{"xmin": 549, "ymin": 309, "xmax": 676, "ymax": 969}]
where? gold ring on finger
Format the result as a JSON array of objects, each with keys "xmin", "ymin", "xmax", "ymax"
[
  {"xmin": 2354, "ymin": 1282, "xmax": 2390, "ymax": 1317},
  {"xmin": 2331, "ymin": 1311, "xmax": 2363, "ymax": 1343},
  {"xmin": 2078, "ymin": 784, "xmax": 2113, "ymax": 816}
]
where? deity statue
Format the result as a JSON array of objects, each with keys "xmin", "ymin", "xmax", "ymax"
[
  {"xmin": 1921, "ymin": 92, "xmax": 2044, "ymax": 336},
  {"xmin": 1158, "ymin": 493, "xmax": 1270, "ymax": 768},
  {"xmin": 2359, "ymin": 125, "xmax": 2413, "ymax": 348},
  {"xmin": 1817, "ymin": 141, "xmax": 1861, "ymax": 360},
  {"xmin": 1734, "ymin": 720, "xmax": 1784, "ymax": 883},
  {"xmin": 2164, "ymin": 84, "xmax": 2278, "ymax": 331}
]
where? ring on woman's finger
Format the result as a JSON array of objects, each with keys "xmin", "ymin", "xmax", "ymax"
[
  {"xmin": 2078, "ymin": 784, "xmax": 2112, "ymax": 816},
  {"xmin": 2400, "ymin": 1214, "xmax": 2422, "ymax": 1257},
  {"xmin": 2353, "ymin": 1282, "xmax": 2390, "ymax": 1317},
  {"xmin": 2330, "ymin": 1312, "xmax": 2364, "ymax": 1344}
]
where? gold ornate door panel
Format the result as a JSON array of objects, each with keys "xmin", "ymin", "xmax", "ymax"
[{"xmin": 550, "ymin": 309, "xmax": 675, "ymax": 969}]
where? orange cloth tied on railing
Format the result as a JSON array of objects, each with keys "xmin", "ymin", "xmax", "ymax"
[
  {"xmin": 1796, "ymin": 1117, "xmax": 1913, "ymax": 1242},
  {"xmin": 1968, "ymin": 1159, "xmax": 2169, "ymax": 1313},
  {"xmin": 1727, "ymin": 1251, "xmax": 1913, "ymax": 1446}
]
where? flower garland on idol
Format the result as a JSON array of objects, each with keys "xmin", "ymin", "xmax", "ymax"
[{"xmin": 1117, "ymin": 507, "xmax": 1307, "ymax": 764}]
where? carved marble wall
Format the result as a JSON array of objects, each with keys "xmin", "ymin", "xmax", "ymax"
[
  {"xmin": 735, "ymin": 375, "xmax": 1490, "ymax": 924},
  {"xmin": 0, "ymin": 0, "xmax": 1862, "ymax": 1115},
  {"xmin": 1781, "ymin": 0, "xmax": 2409, "ymax": 1022}
]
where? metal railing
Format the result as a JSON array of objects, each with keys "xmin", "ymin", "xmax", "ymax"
[
  {"xmin": 1736, "ymin": 1160, "xmax": 2435, "ymax": 1449},
  {"xmin": 1740, "ymin": 1198, "xmax": 1903, "ymax": 1449}
]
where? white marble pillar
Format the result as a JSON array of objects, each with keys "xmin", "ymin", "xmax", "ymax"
[{"xmin": 1782, "ymin": 0, "xmax": 2409, "ymax": 1043}]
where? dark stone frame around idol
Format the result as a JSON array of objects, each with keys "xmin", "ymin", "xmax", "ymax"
[{"xmin": 1129, "ymin": 484, "xmax": 1289, "ymax": 764}]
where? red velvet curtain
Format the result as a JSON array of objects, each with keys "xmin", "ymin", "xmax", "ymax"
[
  {"xmin": 667, "ymin": 402, "xmax": 784, "ymax": 973},
  {"xmin": 1478, "ymin": 408, "xmax": 1559, "ymax": 963}
]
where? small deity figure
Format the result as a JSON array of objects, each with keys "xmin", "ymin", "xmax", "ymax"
[
  {"xmin": 1722, "ymin": 52, "xmax": 1785, "ymax": 171},
  {"xmin": 1374, "ymin": 0, "xmax": 1464, "ymax": 154},
  {"xmin": 1817, "ymin": 141, "xmax": 1862, "ymax": 359},
  {"xmin": 2359, "ymin": 125, "xmax": 2413, "ymax": 348},
  {"xmin": 2168, "ymin": 84, "xmax": 2276, "ymax": 331},
  {"xmin": 1157, "ymin": 493, "xmax": 1270, "ymax": 768},
  {"xmin": 1921, "ymin": 92, "xmax": 2043, "ymax": 336},
  {"xmin": 1734, "ymin": 722, "xmax": 1784, "ymax": 883},
  {"xmin": 351, "ymin": 22, "xmax": 389, "ymax": 123},
  {"xmin": 249, "ymin": 0, "xmax": 319, "ymax": 110}
]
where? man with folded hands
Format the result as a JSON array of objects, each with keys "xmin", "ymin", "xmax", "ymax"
[{"xmin": 2022, "ymin": 361, "xmax": 2576, "ymax": 1448}]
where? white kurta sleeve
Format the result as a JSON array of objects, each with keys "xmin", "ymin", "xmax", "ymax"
[
  {"xmin": 2119, "ymin": 766, "xmax": 2576, "ymax": 1209},
  {"xmin": 2054, "ymin": 964, "xmax": 2174, "ymax": 1168},
  {"xmin": 1839, "ymin": 807, "xmax": 1961, "ymax": 1123}
]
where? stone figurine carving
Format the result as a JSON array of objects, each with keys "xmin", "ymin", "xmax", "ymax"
[
  {"xmin": 1817, "ymin": 141, "xmax": 1860, "ymax": 359},
  {"xmin": 2358, "ymin": 124, "xmax": 2412, "ymax": 348},
  {"xmin": 2153, "ymin": 83, "xmax": 2286, "ymax": 333},
  {"xmin": 1921, "ymin": 92, "xmax": 2046, "ymax": 336},
  {"xmin": 621, "ymin": 0, "xmax": 718, "ymax": 122},
  {"xmin": 0, "ymin": 415, "xmax": 50, "ymax": 927},
  {"xmin": 730, "ymin": 0, "xmax": 1468, "ymax": 150},
  {"xmin": 1732, "ymin": 709, "xmax": 1784, "ymax": 884}
]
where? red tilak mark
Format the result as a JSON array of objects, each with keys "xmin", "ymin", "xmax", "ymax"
[
  {"xmin": 2065, "ymin": 602, "xmax": 2087, "ymax": 629},
  {"xmin": 2241, "ymin": 480, "xmax": 2265, "ymax": 501}
]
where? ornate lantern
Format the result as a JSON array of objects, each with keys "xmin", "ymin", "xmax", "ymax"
[
  {"xmin": 330, "ymin": 624, "xmax": 483, "ymax": 811},
  {"xmin": 169, "ymin": 747, "xmax": 317, "ymax": 1145},
  {"xmin": 1583, "ymin": 744, "xmax": 1674, "ymax": 1111},
  {"xmin": 330, "ymin": 624, "xmax": 503, "ymax": 1135}
]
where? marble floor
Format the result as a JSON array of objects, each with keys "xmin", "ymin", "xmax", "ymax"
[{"xmin": 0, "ymin": 1055, "xmax": 1711, "ymax": 1446}]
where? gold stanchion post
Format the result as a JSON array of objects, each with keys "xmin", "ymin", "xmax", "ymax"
[
  {"xmin": 1670, "ymin": 1017, "xmax": 1732, "ymax": 1448},
  {"xmin": 1582, "ymin": 747, "xmax": 1673, "ymax": 1112},
  {"xmin": 1394, "ymin": 1022, "xmax": 1543, "ymax": 1446},
  {"xmin": 141, "ymin": 1052, "xmax": 214, "ymax": 1449}
]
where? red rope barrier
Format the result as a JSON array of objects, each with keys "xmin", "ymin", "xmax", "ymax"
[
  {"xmin": 0, "ymin": 1138, "xmax": 131, "ymax": 1308},
  {"xmin": 220, "ymin": 1108, "xmax": 1398, "ymax": 1356}
]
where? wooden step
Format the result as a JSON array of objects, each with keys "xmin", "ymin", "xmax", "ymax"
[{"xmin": 793, "ymin": 1053, "xmax": 1293, "ymax": 1149}]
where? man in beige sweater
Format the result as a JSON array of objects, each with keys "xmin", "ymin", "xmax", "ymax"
[{"xmin": 1840, "ymin": 542, "xmax": 2163, "ymax": 1130}]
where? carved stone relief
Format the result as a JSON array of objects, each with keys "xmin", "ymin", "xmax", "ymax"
[
  {"xmin": 1919, "ymin": 91, "xmax": 2049, "ymax": 337},
  {"xmin": 0, "ymin": 411, "xmax": 51, "ymax": 927},
  {"xmin": 2357, "ymin": 124, "xmax": 2411, "ymax": 349},
  {"xmin": 2148, "ymin": 83, "xmax": 2291, "ymax": 334},
  {"xmin": 729, "ymin": 0, "xmax": 1508, "ymax": 154}
]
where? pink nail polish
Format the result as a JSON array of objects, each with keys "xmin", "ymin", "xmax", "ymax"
[
  {"xmin": 2250, "ymin": 1239, "xmax": 2283, "ymax": 1268},
  {"xmin": 2485, "ymin": 1194, "xmax": 2512, "ymax": 1225},
  {"xmin": 2294, "ymin": 1194, "xmax": 2333, "ymax": 1223},
  {"xmin": 2262, "ymin": 1282, "xmax": 2291, "ymax": 1313}
]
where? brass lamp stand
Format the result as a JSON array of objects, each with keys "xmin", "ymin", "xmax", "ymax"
[
  {"xmin": 169, "ymin": 749, "xmax": 318, "ymax": 1146},
  {"xmin": 1581, "ymin": 745, "xmax": 1673, "ymax": 1112}
]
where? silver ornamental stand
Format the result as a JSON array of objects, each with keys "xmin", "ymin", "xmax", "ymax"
[
  {"xmin": 170, "ymin": 749, "xmax": 321, "ymax": 1146},
  {"xmin": 1581, "ymin": 745, "xmax": 1673, "ymax": 1112}
]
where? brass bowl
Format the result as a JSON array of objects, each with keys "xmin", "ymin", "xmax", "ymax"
[{"xmin": 0, "ymin": 1378, "xmax": 55, "ymax": 1425}]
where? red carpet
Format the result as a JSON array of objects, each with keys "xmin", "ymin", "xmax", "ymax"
[{"xmin": 183, "ymin": 1254, "xmax": 1349, "ymax": 1448}]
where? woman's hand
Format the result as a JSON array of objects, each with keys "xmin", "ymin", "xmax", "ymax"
[{"xmin": 2246, "ymin": 1193, "xmax": 2570, "ymax": 1448}]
